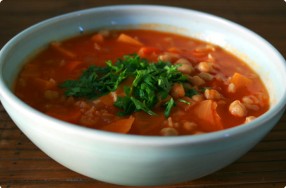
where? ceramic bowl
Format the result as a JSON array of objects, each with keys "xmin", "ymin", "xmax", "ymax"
[{"xmin": 0, "ymin": 5, "xmax": 286, "ymax": 186}]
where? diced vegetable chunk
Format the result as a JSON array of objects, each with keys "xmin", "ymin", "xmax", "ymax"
[
  {"xmin": 117, "ymin": 33, "xmax": 143, "ymax": 46},
  {"xmin": 193, "ymin": 100, "xmax": 223, "ymax": 132},
  {"xmin": 230, "ymin": 72, "xmax": 252, "ymax": 90},
  {"xmin": 102, "ymin": 116, "xmax": 135, "ymax": 133}
]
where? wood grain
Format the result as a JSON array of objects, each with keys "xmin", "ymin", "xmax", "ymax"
[{"xmin": 0, "ymin": 0, "xmax": 286, "ymax": 187}]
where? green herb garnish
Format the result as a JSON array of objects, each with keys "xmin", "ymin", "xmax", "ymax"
[
  {"xmin": 178, "ymin": 98, "xmax": 191, "ymax": 105},
  {"xmin": 185, "ymin": 88, "xmax": 199, "ymax": 98},
  {"xmin": 61, "ymin": 54, "xmax": 188, "ymax": 117},
  {"xmin": 164, "ymin": 97, "xmax": 175, "ymax": 117}
]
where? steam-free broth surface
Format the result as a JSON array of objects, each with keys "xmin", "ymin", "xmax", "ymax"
[{"xmin": 14, "ymin": 29, "xmax": 269, "ymax": 136}]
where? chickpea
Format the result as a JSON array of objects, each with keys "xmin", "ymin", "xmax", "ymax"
[
  {"xmin": 175, "ymin": 58, "xmax": 190, "ymax": 65},
  {"xmin": 158, "ymin": 52, "xmax": 179, "ymax": 62},
  {"xmin": 175, "ymin": 58, "xmax": 194, "ymax": 74},
  {"xmin": 242, "ymin": 95, "xmax": 259, "ymax": 104},
  {"xmin": 177, "ymin": 64, "xmax": 194, "ymax": 75},
  {"xmin": 242, "ymin": 95, "xmax": 260, "ymax": 111},
  {"xmin": 160, "ymin": 127, "xmax": 178, "ymax": 136},
  {"xmin": 170, "ymin": 83, "xmax": 185, "ymax": 99},
  {"xmin": 192, "ymin": 94, "xmax": 204, "ymax": 102},
  {"xmin": 245, "ymin": 116, "xmax": 256, "ymax": 123},
  {"xmin": 197, "ymin": 61, "xmax": 212, "ymax": 73},
  {"xmin": 244, "ymin": 104, "xmax": 260, "ymax": 111},
  {"xmin": 183, "ymin": 121, "xmax": 197, "ymax": 131},
  {"xmin": 204, "ymin": 89, "xmax": 222, "ymax": 100},
  {"xmin": 188, "ymin": 76, "xmax": 205, "ymax": 86},
  {"xmin": 228, "ymin": 83, "xmax": 236, "ymax": 93},
  {"xmin": 207, "ymin": 54, "xmax": 215, "ymax": 62},
  {"xmin": 198, "ymin": 72, "xmax": 213, "ymax": 81},
  {"xmin": 229, "ymin": 100, "xmax": 247, "ymax": 117}
]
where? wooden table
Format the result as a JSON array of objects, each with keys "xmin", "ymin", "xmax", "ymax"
[{"xmin": 1, "ymin": 0, "xmax": 286, "ymax": 187}]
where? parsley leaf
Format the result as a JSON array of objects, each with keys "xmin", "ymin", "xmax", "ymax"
[
  {"xmin": 61, "ymin": 54, "xmax": 188, "ymax": 117},
  {"xmin": 185, "ymin": 88, "xmax": 199, "ymax": 98},
  {"xmin": 164, "ymin": 98, "xmax": 175, "ymax": 117}
]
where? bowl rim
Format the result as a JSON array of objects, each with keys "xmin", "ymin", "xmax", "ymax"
[{"xmin": 1, "ymin": 4, "xmax": 286, "ymax": 146}]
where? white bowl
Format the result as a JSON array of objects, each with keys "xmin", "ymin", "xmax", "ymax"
[{"xmin": 0, "ymin": 5, "xmax": 286, "ymax": 186}]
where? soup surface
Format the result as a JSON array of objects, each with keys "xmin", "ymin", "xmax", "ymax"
[{"xmin": 14, "ymin": 29, "xmax": 269, "ymax": 136}]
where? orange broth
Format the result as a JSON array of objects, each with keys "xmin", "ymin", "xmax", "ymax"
[{"xmin": 14, "ymin": 29, "xmax": 269, "ymax": 136}]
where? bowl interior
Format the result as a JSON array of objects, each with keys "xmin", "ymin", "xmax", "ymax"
[{"xmin": 1, "ymin": 5, "xmax": 286, "ymax": 134}]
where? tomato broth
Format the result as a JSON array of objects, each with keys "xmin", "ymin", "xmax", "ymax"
[{"xmin": 14, "ymin": 29, "xmax": 269, "ymax": 136}]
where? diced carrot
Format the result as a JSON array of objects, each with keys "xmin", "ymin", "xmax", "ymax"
[
  {"xmin": 193, "ymin": 100, "xmax": 223, "ymax": 132},
  {"xmin": 97, "ymin": 92, "xmax": 116, "ymax": 106},
  {"xmin": 117, "ymin": 33, "xmax": 143, "ymax": 46},
  {"xmin": 65, "ymin": 61, "xmax": 83, "ymax": 71},
  {"xmin": 50, "ymin": 42, "xmax": 76, "ymax": 59},
  {"xmin": 230, "ymin": 72, "xmax": 252, "ymax": 90},
  {"xmin": 91, "ymin": 33, "xmax": 104, "ymax": 43},
  {"xmin": 101, "ymin": 116, "xmax": 135, "ymax": 134}
]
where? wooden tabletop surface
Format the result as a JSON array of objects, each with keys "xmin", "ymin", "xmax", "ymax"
[{"xmin": 1, "ymin": 0, "xmax": 286, "ymax": 187}]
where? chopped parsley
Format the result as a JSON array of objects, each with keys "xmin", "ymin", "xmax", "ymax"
[
  {"xmin": 164, "ymin": 97, "xmax": 175, "ymax": 117},
  {"xmin": 61, "ymin": 54, "xmax": 190, "ymax": 117},
  {"xmin": 185, "ymin": 88, "xmax": 199, "ymax": 98}
]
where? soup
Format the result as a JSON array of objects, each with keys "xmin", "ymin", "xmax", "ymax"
[{"xmin": 14, "ymin": 29, "xmax": 269, "ymax": 136}]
